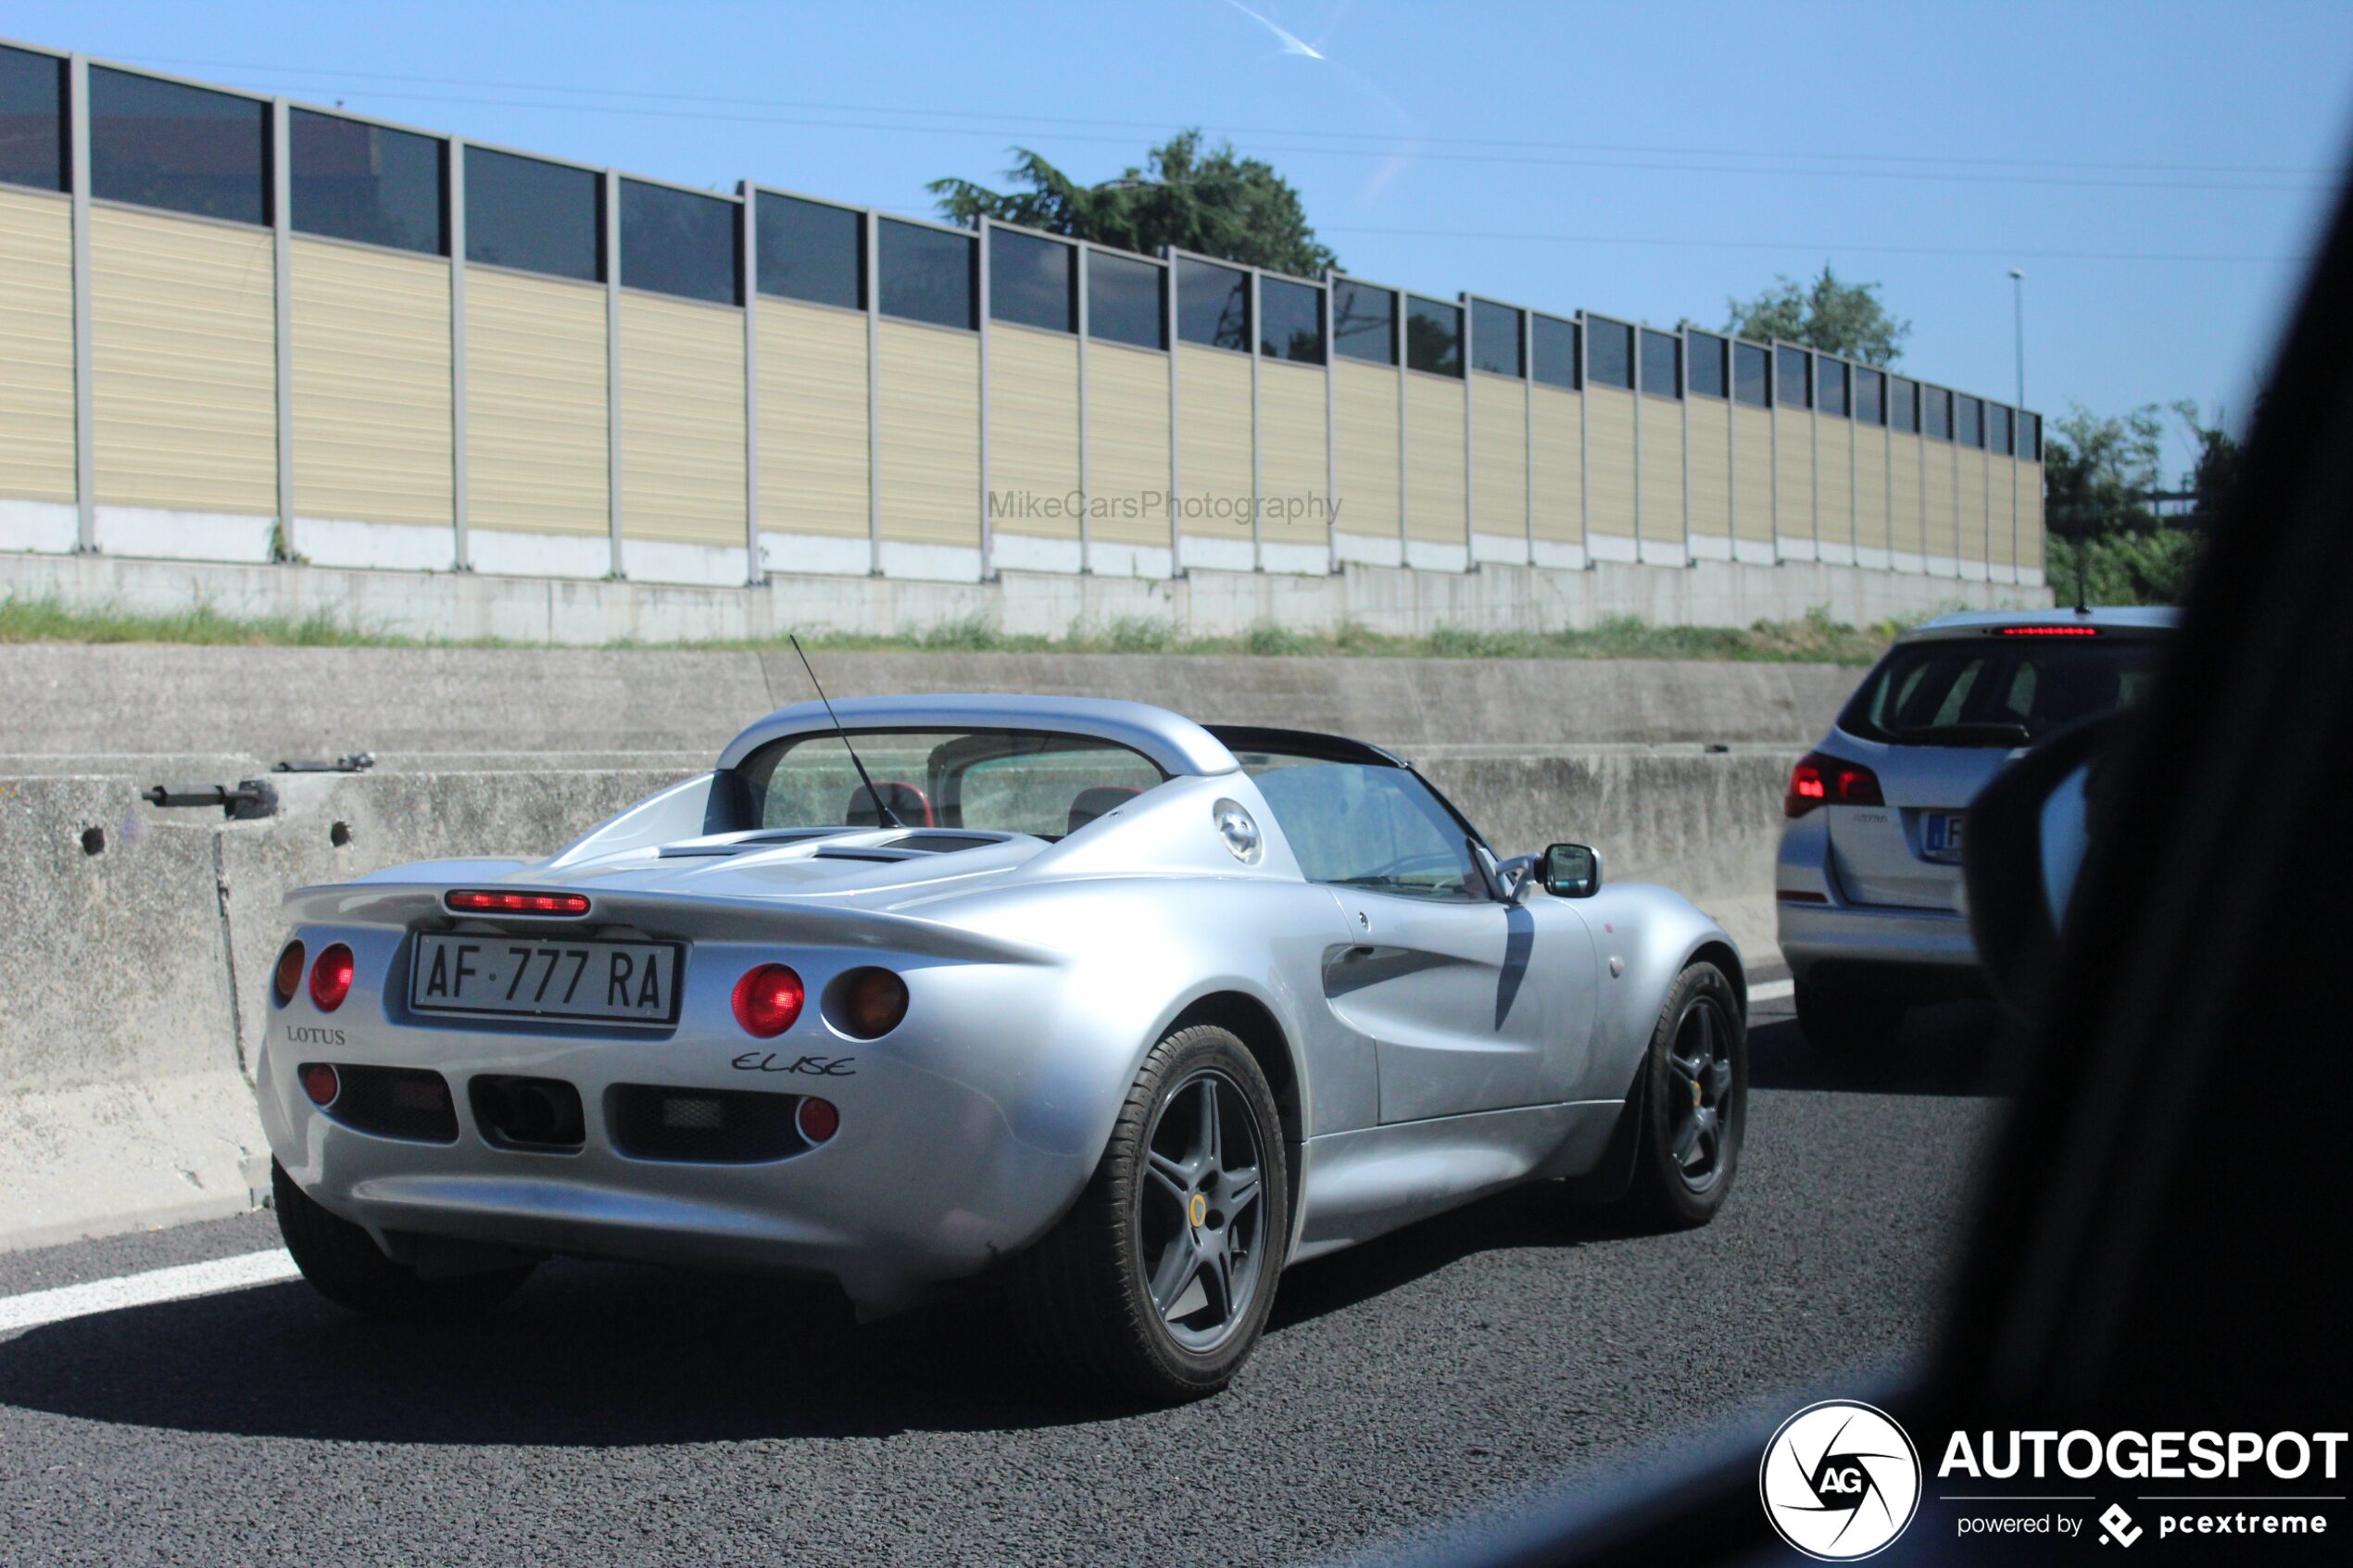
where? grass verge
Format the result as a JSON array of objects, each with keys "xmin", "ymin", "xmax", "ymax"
[{"xmin": 0, "ymin": 596, "xmax": 1918, "ymax": 664}]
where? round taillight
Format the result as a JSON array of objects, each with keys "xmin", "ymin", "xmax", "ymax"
[
  {"xmin": 732, "ymin": 963, "xmax": 804, "ymax": 1037},
  {"xmin": 833, "ymin": 968, "xmax": 908, "ymax": 1039},
  {"xmin": 309, "ymin": 943, "xmax": 355, "ymax": 1012},
  {"xmin": 797, "ymin": 1097, "xmax": 839, "ymax": 1144},
  {"xmin": 300, "ymin": 1062, "xmax": 341, "ymax": 1108},
  {"xmin": 272, "ymin": 940, "xmax": 306, "ymax": 1008}
]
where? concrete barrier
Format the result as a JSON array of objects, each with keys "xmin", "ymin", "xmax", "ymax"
[
  {"xmin": 0, "ymin": 643, "xmax": 1857, "ymax": 759},
  {"xmin": 0, "ymin": 749, "xmax": 1792, "ymax": 1249},
  {"xmin": 0, "ymin": 649, "xmax": 1845, "ymax": 1248}
]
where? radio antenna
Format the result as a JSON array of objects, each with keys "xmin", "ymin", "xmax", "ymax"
[{"xmin": 788, "ymin": 634, "xmax": 902, "ymax": 830}]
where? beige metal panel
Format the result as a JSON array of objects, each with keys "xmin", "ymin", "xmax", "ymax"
[
  {"xmin": 1638, "ymin": 399, "xmax": 1684, "ymax": 546},
  {"xmin": 90, "ymin": 206, "xmax": 276, "ymax": 515},
  {"xmin": 876, "ymin": 319, "xmax": 979, "ymax": 547},
  {"xmin": 1856, "ymin": 424, "xmax": 1890, "ymax": 552},
  {"xmin": 1086, "ymin": 341, "xmax": 1169, "ymax": 547},
  {"xmin": 988, "ymin": 326, "xmax": 1079, "ymax": 539},
  {"xmin": 1924, "ymin": 440, "xmax": 1957, "ymax": 561},
  {"xmin": 1956, "ymin": 445, "xmax": 1989, "ymax": 568},
  {"xmin": 1403, "ymin": 373, "xmax": 1466, "ymax": 546},
  {"xmin": 1817, "ymin": 416, "xmax": 1852, "ymax": 551},
  {"xmin": 1890, "ymin": 431, "xmax": 1924, "ymax": 558},
  {"xmin": 466, "ymin": 267, "xmax": 608, "ymax": 536},
  {"xmin": 1529, "ymin": 384, "xmax": 1582, "ymax": 544},
  {"xmin": 1332, "ymin": 358, "xmax": 1399, "ymax": 539},
  {"xmin": 1176, "ymin": 345, "xmax": 1252, "ymax": 542},
  {"xmin": 1586, "ymin": 385, "xmax": 1636, "ymax": 541},
  {"xmin": 2020, "ymin": 460, "xmax": 2045, "ymax": 571},
  {"xmin": 620, "ymin": 294, "xmax": 746, "ymax": 547},
  {"xmin": 757, "ymin": 298, "xmax": 868, "ymax": 540},
  {"xmin": 1469, "ymin": 374, "xmax": 1526, "ymax": 540},
  {"xmin": 289, "ymin": 236, "xmax": 451, "ymax": 528},
  {"xmin": 1991, "ymin": 455, "xmax": 2017, "ymax": 569},
  {"xmin": 0, "ymin": 188, "xmax": 75, "ymax": 504},
  {"xmin": 1733, "ymin": 405, "xmax": 1773, "ymax": 546},
  {"xmin": 1685, "ymin": 397, "xmax": 1730, "ymax": 548},
  {"xmin": 1259, "ymin": 357, "xmax": 1328, "ymax": 548},
  {"xmin": 1774, "ymin": 407, "xmax": 1814, "ymax": 540}
]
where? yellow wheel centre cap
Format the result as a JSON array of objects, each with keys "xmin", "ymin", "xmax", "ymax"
[{"xmin": 1189, "ymin": 1192, "xmax": 1208, "ymax": 1227}]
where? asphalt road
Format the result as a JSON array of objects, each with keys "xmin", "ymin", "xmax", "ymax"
[{"xmin": 0, "ymin": 996, "xmax": 2007, "ymax": 1567}]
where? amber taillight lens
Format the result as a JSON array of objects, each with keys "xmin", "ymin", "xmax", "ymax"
[{"xmin": 272, "ymin": 941, "xmax": 306, "ymax": 1008}]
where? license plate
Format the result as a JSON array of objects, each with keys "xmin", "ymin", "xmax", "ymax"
[
  {"xmin": 410, "ymin": 934, "xmax": 683, "ymax": 1023},
  {"xmin": 1921, "ymin": 811, "xmax": 1966, "ymax": 862}
]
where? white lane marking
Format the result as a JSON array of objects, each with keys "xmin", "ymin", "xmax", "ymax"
[
  {"xmin": 0, "ymin": 1248, "xmax": 297, "ymax": 1336},
  {"xmin": 1750, "ymin": 979, "xmax": 1794, "ymax": 1002}
]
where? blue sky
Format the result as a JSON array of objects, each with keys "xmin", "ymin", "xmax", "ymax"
[{"xmin": 19, "ymin": 1, "xmax": 2350, "ymax": 476}]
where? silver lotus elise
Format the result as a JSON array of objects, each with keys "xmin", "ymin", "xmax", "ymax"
[{"xmin": 260, "ymin": 694, "xmax": 1748, "ymax": 1399}]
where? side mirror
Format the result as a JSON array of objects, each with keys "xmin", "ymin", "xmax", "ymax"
[{"xmin": 1541, "ymin": 843, "xmax": 1602, "ymax": 898}]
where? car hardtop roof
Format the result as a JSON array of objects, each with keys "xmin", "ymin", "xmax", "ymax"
[
  {"xmin": 717, "ymin": 693, "xmax": 1242, "ymax": 776},
  {"xmin": 1903, "ymin": 606, "xmax": 2181, "ymax": 640},
  {"xmin": 1202, "ymin": 725, "xmax": 1408, "ymax": 769}
]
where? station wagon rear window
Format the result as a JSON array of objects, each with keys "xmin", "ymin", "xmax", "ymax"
[
  {"xmin": 735, "ymin": 728, "xmax": 1166, "ymax": 838},
  {"xmin": 1838, "ymin": 634, "xmax": 2169, "ymax": 747}
]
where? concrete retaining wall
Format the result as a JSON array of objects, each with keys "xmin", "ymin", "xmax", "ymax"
[
  {"xmin": 0, "ymin": 750, "xmax": 1791, "ymax": 1250},
  {"xmin": 1, "ymin": 643, "xmax": 1857, "ymax": 760},
  {"xmin": 0, "ymin": 648, "xmax": 1837, "ymax": 1248},
  {"xmin": 3, "ymin": 547, "xmax": 2043, "ymax": 646}
]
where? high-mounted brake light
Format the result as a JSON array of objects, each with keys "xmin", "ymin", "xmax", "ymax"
[
  {"xmin": 446, "ymin": 890, "xmax": 591, "ymax": 916},
  {"xmin": 1996, "ymin": 624, "xmax": 2100, "ymax": 637},
  {"xmin": 309, "ymin": 944, "xmax": 355, "ymax": 1011},
  {"xmin": 272, "ymin": 940, "xmax": 306, "ymax": 1008},
  {"xmin": 1785, "ymin": 752, "xmax": 1885, "ymax": 818},
  {"xmin": 732, "ymin": 964, "xmax": 805, "ymax": 1038}
]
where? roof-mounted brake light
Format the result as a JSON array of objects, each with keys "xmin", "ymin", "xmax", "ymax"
[{"xmin": 1996, "ymin": 625, "xmax": 2100, "ymax": 637}]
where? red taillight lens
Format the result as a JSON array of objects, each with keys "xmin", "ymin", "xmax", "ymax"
[
  {"xmin": 300, "ymin": 1062, "xmax": 341, "ymax": 1107},
  {"xmin": 446, "ymin": 889, "xmax": 590, "ymax": 916},
  {"xmin": 272, "ymin": 940, "xmax": 306, "ymax": 1007},
  {"xmin": 1784, "ymin": 752, "xmax": 1884, "ymax": 818},
  {"xmin": 732, "ymin": 963, "xmax": 805, "ymax": 1037},
  {"xmin": 1997, "ymin": 624, "xmax": 2099, "ymax": 637},
  {"xmin": 309, "ymin": 943, "xmax": 355, "ymax": 1011},
  {"xmin": 834, "ymin": 968, "xmax": 909, "ymax": 1039},
  {"xmin": 797, "ymin": 1097, "xmax": 839, "ymax": 1144}
]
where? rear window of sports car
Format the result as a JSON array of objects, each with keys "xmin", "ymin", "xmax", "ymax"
[
  {"xmin": 1839, "ymin": 635, "xmax": 2169, "ymax": 747},
  {"xmin": 733, "ymin": 728, "xmax": 1168, "ymax": 839}
]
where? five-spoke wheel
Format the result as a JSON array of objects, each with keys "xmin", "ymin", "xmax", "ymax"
[
  {"xmin": 1139, "ymin": 1069, "xmax": 1269, "ymax": 1353},
  {"xmin": 1621, "ymin": 960, "xmax": 1747, "ymax": 1226}
]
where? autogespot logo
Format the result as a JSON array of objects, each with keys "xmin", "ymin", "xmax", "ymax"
[{"xmin": 1759, "ymin": 1400, "xmax": 1924, "ymax": 1561}]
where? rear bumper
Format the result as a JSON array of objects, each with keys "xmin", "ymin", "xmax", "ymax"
[
  {"xmin": 1777, "ymin": 810, "xmax": 1979, "ymax": 985},
  {"xmin": 255, "ymin": 947, "xmax": 1124, "ymax": 1316}
]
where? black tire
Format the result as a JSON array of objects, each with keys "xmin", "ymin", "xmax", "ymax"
[
  {"xmin": 272, "ymin": 1160, "xmax": 534, "ymax": 1319},
  {"xmin": 1623, "ymin": 961, "xmax": 1747, "ymax": 1229},
  {"xmin": 1794, "ymin": 978, "xmax": 1908, "ymax": 1059},
  {"xmin": 1008, "ymin": 1023, "xmax": 1290, "ymax": 1404}
]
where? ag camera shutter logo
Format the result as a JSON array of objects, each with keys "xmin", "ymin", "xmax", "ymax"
[{"xmin": 1758, "ymin": 1399, "xmax": 1922, "ymax": 1561}]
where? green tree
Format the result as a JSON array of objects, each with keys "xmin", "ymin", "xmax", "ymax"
[
  {"xmin": 2044, "ymin": 404, "xmax": 2166, "ymax": 541},
  {"xmin": 929, "ymin": 130, "xmax": 1337, "ymax": 279},
  {"xmin": 1723, "ymin": 264, "xmax": 1911, "ymax": 365},
  {"xmin": 2171, "ymin": 398, "xmax": 2246, "ymax": 528}
]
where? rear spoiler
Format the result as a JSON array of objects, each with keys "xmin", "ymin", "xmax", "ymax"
[{"xmin": 279, "ymin": 879, "xmax": 1057, "ymax": 966}]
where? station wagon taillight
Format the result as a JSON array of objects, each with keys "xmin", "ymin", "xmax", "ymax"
[
  {"xmin": 1785, "ymin": 752, "xmax": 1885, "ymax": 818},
  {"xmin": 1996, "ymin": 624, "xmax": 2100, "ymax": 637}
]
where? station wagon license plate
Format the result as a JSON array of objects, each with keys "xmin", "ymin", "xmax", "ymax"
[
  {"xmin": 410, "ymin": 934, "xmax": 683, "ymax": 1023},
  {"xmin": 1921, "ymin": 811, "xmax": 1966, "ymax": 863}
]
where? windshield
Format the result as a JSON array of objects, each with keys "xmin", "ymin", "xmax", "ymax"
[
  {"xmin": 733, "ymin": 727, "xmax": 1167, "ymax": 838},
  {"xmin": 1837, "ymin": 634, "xmax": 2168, "ymax": 746}
]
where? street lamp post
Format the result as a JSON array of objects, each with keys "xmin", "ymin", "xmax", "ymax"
[{"xmin": 2008, "ymin": 269, "xmax": 2026, "ymax": 410}]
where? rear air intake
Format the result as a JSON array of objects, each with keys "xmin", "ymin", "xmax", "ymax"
[
  {"xmin": 606, "ymin": 1085, "xmax": 813, "ymax": 1163},
  {"xmin": 317, "ymin": 1066, "xmax": 459, "ymax": 1144}
]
